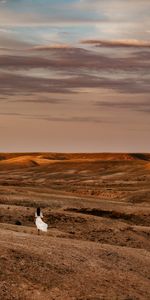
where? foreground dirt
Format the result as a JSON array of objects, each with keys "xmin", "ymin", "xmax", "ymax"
[{"xmin": 0, "ymin": 153, "xmax": 150, "ymax": 299}]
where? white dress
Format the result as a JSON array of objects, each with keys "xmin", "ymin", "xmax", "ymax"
[{"xmin": 35, "ymin": 211, "xmax": 48, "ymax": 232}]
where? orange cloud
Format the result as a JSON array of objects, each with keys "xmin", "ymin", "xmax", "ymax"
[{"xmin": 81, "ymin": 39, "xmax": 150, "ymax": 48}]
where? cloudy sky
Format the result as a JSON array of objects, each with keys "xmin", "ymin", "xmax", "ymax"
[{"xmin": 0, "ymin": 0, "xmax": 150, "ymax": 152}]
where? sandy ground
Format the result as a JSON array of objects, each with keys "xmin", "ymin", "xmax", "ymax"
[{"xmin": 0, "ymin": 153, "xmax": 150, "ymax": 299}]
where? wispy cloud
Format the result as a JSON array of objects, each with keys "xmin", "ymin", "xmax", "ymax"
[
  {"xmin": 0, "ymin": 111, "xmax": 106, "ymax": 124},
  {"xmin": 81, "ymin": 39, "xmax": 150, "ymax": 48},
  {"xmin": 0, "ymin": 0, "xmax": 150, "ymax": 152},
  {"xmin": 0, "ymin": 46, "xmax": 149, "ymax": 72},
  {"xmin": 0, "ymin": 71, "xmax": 149, "ymax": 96},
  {"xmin": 13, "ymin": 96, "xmax": 65, "ymax": 104},
  {"xmin": 95, "ymin": 99, "xmax": 150, "ymax": 113},
  {"xmin": 31, "ymin": 43, "xmax": 73, "ymax": 51},
  {"xmin": 33, "ymin": 115, "xmax": 105, "ymax": 123}
]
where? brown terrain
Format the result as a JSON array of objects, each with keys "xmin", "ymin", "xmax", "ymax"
[{"xmin": 0, "ymin": 152, "xmax": 150, "ymax": 300}]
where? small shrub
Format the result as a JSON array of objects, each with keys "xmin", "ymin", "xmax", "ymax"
[{"xmin": 15, "ymin": 220, "xmax": 22, "ymax": 226}]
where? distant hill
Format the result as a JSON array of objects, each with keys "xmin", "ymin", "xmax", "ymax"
[{"xmin": 0, "ymin": 152, "xmax": 150, "ymax": 168}]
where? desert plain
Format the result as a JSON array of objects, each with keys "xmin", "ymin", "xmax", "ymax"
[{"xmin": 0, "ymin": 152, "xmax": 150, "ymax": 300}]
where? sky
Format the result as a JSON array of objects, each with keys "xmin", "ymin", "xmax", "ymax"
[{"xmin": 0, "ymin": 0, "xmax": 150, "ymax": 152}]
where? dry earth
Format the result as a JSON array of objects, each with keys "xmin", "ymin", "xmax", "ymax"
[{"xmin": 0, "ymin": 153, "xmax": 150, "ymax": 300}]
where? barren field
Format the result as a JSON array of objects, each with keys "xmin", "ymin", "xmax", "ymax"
[{"xmin": 0, "ymin": 153, "xmax": 150, "ymax": 300}]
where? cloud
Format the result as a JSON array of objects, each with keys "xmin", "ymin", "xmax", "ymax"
[
  {"xmin": 0, "ymin": 7, "xmax": 108, "ymax": 27},
  {"xmin": 132, "ymin": 51, "xmax": 150, "ymax": 60},
  {"xmin": 0, "ymin": 30, "xmax": 32, "ymax": 49},
  {"xmin": 0, "ymin": 111, "xmax": 105, "ymax": 124},
  {"xmin": 1, "ymin": 0, "xmax": 148, "ymax": 28},
  {"xmin": 76, "ymin": 0, "xmax": 150, "ymax": 22},
  {"xmin": 33, "ymin": 115, "xmax": 105, "ymax": 124},
  {"xmin": 81, "ymin": 39, "xmax": 150, "ymax": 48},
  {"xmin": 95, "ymin": 99, "xmax": 150, "ymax": 113},
  {"xmin": 0, "ymin": 41, "xmax": 149, "ymax": 98},
  {"xmin": 0, "ymin": 45, "xmax": 149, "ymax": 72},
  {"xmin": 31, "ymin": 44, "xmax": 74, "ymax": 51},
  {"xmin": 0, "ymin": 71, "xmax": 149, "ymax": 97},
  {"xmin": 13, "ymin": 97, "xmax": 65, "ymax": 104},
  {"xmin": 0, "ymin": 72, "xmax": 73, "ymax": 95},
  {"xmin": 0, "ymin": 112, "xmax": 22, "ymax": 116}
]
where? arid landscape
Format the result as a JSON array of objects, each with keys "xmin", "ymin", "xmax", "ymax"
[{"xmin": 0, "ymin": 153, "xmax": 150, "ymax": 300}]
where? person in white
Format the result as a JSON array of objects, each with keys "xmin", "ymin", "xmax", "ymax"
[{"xmin": 35, "ymin": 207, "xmax": 48, "ymax": 234}]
